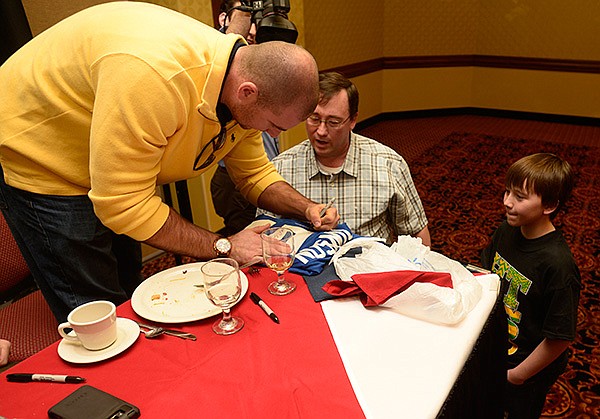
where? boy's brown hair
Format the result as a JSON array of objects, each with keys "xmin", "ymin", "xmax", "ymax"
[{"xmin": 506, "ymin": 153, "xmax": 574, "ymax": 216}]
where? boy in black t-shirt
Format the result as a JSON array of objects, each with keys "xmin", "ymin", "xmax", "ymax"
[{"xmin": 481, "ymin": 153, "xmax": 580, "ymax": 419}]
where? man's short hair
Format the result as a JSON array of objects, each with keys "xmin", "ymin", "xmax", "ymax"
[
  {"xmin": 318, "ymin": 72, "xmax": 359, "ymax": 118},
  {"xmin": 242, "ymin": 41, "xmax": 318, "ymax": 120},
  {"xmin": 506, "ymin": 153, "xmax": 574, "ymax": 213}
]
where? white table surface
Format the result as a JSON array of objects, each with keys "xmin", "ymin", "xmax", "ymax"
[{"xmin": 321, "ymin": 274, "xmax": 500, "ymax": 419}]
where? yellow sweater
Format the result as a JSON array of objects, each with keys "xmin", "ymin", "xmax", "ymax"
[{"xmin": 0, "ymin": 2, "xmax": 283, "ymax": 241}]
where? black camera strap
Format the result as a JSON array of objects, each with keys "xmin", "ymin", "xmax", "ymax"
[{"xmin": 216, "ymin": 40, "xmax": 247, "ymax": 125}]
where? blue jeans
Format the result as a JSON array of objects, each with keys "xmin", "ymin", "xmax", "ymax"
[{"xmin": 0, "ymin": 166, "xmax": 142, "ymax": 322}]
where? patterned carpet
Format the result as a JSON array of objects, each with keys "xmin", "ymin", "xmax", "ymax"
[{"xmin": 401, "ymin": 132, "xmax": 600, "ymax": 418}]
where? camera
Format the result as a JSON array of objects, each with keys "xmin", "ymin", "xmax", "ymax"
[{"xmin": 236, "ymin": 0, "xmax": 298, "ymax": 44}]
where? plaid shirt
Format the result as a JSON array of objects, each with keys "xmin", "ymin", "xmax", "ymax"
[{"xmin": 258, "ymin": 132, "xmax": 428, "ymax": 243}]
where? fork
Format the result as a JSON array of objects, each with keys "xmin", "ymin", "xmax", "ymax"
[
  {"xmin": 239, "ymin": 260, "xmax": 260, "ymax": 271},
  {"xmin": 247, "ymin": 265, "xmax": 261, "ymax": 275}
]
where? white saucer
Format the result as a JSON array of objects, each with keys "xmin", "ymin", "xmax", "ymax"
[{"xmin": 57, "ymin": 318, "xmax": 140, "ymax": 364}]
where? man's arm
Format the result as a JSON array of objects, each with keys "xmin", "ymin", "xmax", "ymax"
[
  {"xmin": 144, "ymin": 207, "xmax": 268, "ymax": 264},
  {"xmin": 145, "ymin": 182, "xmax": 339, "ymax": 264},
  {"xmin": 389, "ymin": 155, "xmax": 430, "ymax": 247},
  {"xmin": 257, "ymin": 181, "xmax": 339, "ymax": 229},
  {"xmin": 507, "ymin": 338, "xmax": 571, "ymax": 385},
  {"xmin": 414, "ymin": 225, "xmax": 431, "ymax": 247}
]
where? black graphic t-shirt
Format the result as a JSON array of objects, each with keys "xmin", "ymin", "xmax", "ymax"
[{"xmin": 481, "ymin": 221, "xmax": 580, "ymax": 367}]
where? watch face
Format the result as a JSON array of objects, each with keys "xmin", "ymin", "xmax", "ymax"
[{"xmin": 215, "ymin": 238, "xmax": 231, "ymax": 255}]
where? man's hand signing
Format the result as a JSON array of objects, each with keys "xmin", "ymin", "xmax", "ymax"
[{"xmin": 306, "ymin": 203, "xmax": 340, "ymax": 230}]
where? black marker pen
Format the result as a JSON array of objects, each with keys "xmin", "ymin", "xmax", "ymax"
[
  {"xmin": 250, "ymin": 292, "xmax": 280, "ymax": 324},
  {"xmin": 7, "ymin": 373, "xmax": 85, "ymax": 383}
]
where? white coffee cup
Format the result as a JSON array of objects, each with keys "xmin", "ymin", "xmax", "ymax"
[{"xmin": 57, "ymin": 300, "xmax": 117, "ymax": 350}]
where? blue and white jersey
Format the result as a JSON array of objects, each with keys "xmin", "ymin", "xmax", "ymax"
[{"xmin": 252, "ymin": 215, "xmax": 358, "ymax": 276}]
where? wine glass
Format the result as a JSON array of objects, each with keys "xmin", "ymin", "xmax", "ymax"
[
  {"xmin": 201, "ymin": 258, "xmax": 244, "ymax": 335},
  {"xmin": 261, "ymin": 227, "xmax": 296, "ymax": 296}
]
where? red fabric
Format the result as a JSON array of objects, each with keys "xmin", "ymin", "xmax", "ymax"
[
  {"xmin": 0, "ymin": 211, "xmax": 58, "ymax": 363},
  {"xmin": 0, "ymin": 291, "xmax": 59, "ymax": 363},
  {"xmin": 323, "ymin": 270, "xmax": 453, "ymax": 306},
  {"xmin": 0, "ymin": 270, "xmax": 364, "ymax": 418},
  {"xmin": 0, "ymin": 213, "xmax": 30, "ymax": 292}
]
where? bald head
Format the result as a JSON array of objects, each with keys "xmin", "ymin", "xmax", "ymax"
[{"xmin": 235, "ymin": 41, "xmax": 319, "ymax": 120}]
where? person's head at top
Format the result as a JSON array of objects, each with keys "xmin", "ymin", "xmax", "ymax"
[
  {"xmin": 503, "ymin": 153, "xmax": 574, "ymax": 238},
  {"xmin": 223, "ymin": 40, "xmax": 319, "ymax": 138},
  {"xmin": 219, "ymin": 0, "xmax": 257, "ymax": 44},
  {"xmin": 305, "ymin": 72, "xmax": 359, "ymax": 168}
]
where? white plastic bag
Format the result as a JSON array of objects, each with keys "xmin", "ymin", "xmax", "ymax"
[{"xmin": 332, "ymin": 236, "xmax": 482, "ymax": 325}]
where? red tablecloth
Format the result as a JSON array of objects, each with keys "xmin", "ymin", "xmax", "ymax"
[{"xmin": 0, "ymin": 269, "xmax": 364, "ymax": 418}]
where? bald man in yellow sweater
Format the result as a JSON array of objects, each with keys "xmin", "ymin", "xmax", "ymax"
[{"xmin": 0, "ymin": 1, "xmax": 338, "ymax": 321}]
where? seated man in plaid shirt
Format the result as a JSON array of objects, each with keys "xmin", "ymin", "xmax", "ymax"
[{"xmin": 258, "ymin": 72, "xmax": 430, "ymax": 246}]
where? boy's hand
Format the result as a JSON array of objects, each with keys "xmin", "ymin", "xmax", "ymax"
[{"xmin": 507, "ymin": 368, "xmax": 526, "ymax": 385}]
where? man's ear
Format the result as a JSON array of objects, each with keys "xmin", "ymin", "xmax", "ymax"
[{"xmin": 237, "ymin": 81, "xmax": 258, "ymax": 104}]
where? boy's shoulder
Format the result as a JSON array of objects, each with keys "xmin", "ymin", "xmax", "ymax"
[{"xmin": 493, "ymin": 223, "xmax": 578, "ymax": 269}]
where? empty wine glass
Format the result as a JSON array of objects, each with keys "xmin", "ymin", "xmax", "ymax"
[
  {"xmin": 201, "ymin": 258, "xmax": 244, "ymax": 335},
  {"xmin": 261, "ymin": 227, "xmax": 296, "ymax": 296}
]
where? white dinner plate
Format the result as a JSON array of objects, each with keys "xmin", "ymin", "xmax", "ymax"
[
  {"xmin": 57, "ymin": 318, "xmax": 139, "ymax": 364},
  {"xmin": 131, "ymin": 262, "xmax": 248, "ymax": 323}
]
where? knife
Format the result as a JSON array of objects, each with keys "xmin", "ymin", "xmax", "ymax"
[{"xmin": 137, "ymin": 322, "xmax": 197, "ymax": 341}]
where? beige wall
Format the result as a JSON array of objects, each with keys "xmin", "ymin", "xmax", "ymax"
[
  {"xmin": 380, "ymin": 0, "xmax": 600, "ymax": 118},
  {"xmin": 296, "ymin": 0, "xmax": 600, "ymax": 127},
  {"xmin": 21, "ymin": 0, "xmax": 113, "ymax": 36},
  {"xmin": 303, "ymin": 0, "xmax": 600, "ymax": 64},
  {"xmin": 147, "ymin": 0, "xmax": 213, "ymax": 24},
  {"xmin": 474, "ymin": 1, "xmax": 600, "ymax": 60},
  {"xmin": 304, "ymin": 0, "xmax": 383, "ymax": 70},
  {"xmin": 470, "ymin": 68, "xmax": 600, "ymax": 117},
  {"xmin": 380, "ymin": 67, "xmax": 474, "ymax": 113},
  {"xmin": 383, "ymin": 0, "xmax": 477, "ymax": 57},
  {"xmin": 21, "ymin": 0, "xmax": 215, "ymax": 36}
]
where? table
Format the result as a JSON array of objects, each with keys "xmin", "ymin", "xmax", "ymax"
[
  {"xmin": 321, "ymin": 274, "xmax": 503, "ymax": 418},
  {"xmin": 0, "ymin": 268, "xmax": 502, "ymax": 418}
]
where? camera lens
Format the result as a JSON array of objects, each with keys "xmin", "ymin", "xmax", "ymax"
[{"xmin": 256, "ymin": 14, "xmax": 298, "ymax": 44}]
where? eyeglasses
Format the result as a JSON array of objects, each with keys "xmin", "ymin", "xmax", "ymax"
[
  {"xmin": 306, "ymin": 114, "xmax": 351, "ymax": 130},
  {"xmin": 193, "ymin": 126, "xmax": 227, "ymax": 171}
]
